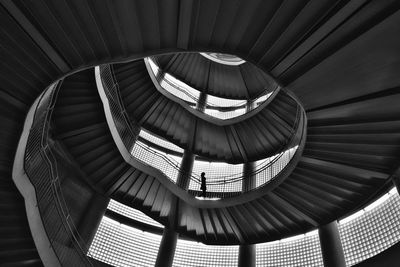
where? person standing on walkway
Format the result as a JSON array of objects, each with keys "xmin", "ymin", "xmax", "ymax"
[{"xmin": 200, "ymin": 172, "xmax": 207, "ymax": 197}]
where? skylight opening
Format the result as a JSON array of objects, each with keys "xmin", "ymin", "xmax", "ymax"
[{"xmin": 254, "ymin": 146, "xmax": 298, "ymax": 188}]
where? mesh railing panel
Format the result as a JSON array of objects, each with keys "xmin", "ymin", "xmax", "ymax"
[
  {"xmin": 139, "ymin": 128, "xmax": 184, "ymax": 153},
  {"xmin": 99, "ymin": 65, "xmax": 183, "ymax": 185},
  {"xmin": 131, "ymin": 140, "xmax": 182, "ymax": 183},
  {"xmin": 203, "ymin": 107, "xmax": 246, "ymax": 120},
  {"xmin": 24, "ymin": 83, "xmax": 93, "ymax": 266},
  {"xmin": 99, "ymin": 65, "xmax": 140, "ymax": 152},
  {"xmin": 254, "ymin": 146, "xmax": 298, "ymax": 188},
  {"xmin": 108, "ymin": 199, "xmax": 164, "ymax": 228}
]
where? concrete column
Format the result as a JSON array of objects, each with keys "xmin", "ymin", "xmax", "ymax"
[
  {"xmin": 242, "ymin": 161, "xmax": 256, "ymax": 192},
  {"xmin": 77, "ymin": 193, "xmax": 109, "ymax": 252},
  {"xmin": 196, "ymin": 92, "xmax": 208, "ymax": 112},
  {"xmin": 319, "ymin": 221, "xmax": 346, "ymax": 267},
  {"xmin": 176, "ymin": 150, "xmax": 195, "ymax": 190},
  {"xmin": 155, "ymin": 227, "xmax": 178, "ymax": 267},
  {"xmin": 238, "ymin": 244, "xmax": 256, "ymax": 267},
  {"xmin": 239, "ymin": 163, "xmax": 256, "ymax": 266}
]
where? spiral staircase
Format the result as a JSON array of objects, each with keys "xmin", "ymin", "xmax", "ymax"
[{"xmin": 1, "ymin": 0, "xmax": 400, "ymax": 266}]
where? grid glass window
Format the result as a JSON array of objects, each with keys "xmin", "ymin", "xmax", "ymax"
[
  {"xmin": 256, "ymin": 231, "xmax": 323, "ymax": 267},
  {"xmin": 160, "ymin": 76, "xmax": 199, "ymax": 104},
  {"xmin": 173, "ymin": 239, "xmax": 238, "ymax": 267},
  {"xmin": 88, "ymin": 217, "xmax": 162, "ymax": 267},
  {"xmin": 205, "ymin": 94, "xmax": 245, "ymax": 107},
  {"xmin": 339, "ymin": 188, "xmax": 400, "ymax": 266},
  {"xmin": 254, "ymin": 146, "xmax": 298, "ymax": 188},
  {"xmin": 108, "ymin": 199, "xmax": 164, "ymax": 228}
]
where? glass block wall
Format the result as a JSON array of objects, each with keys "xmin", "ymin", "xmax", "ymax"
[
  {"xmin": 89, "ymin": 191, "xmax": 400, "ymax": 267},
  {"xmin": 88, "ymin": 217, "xmax": 162, "ymax": 267},
  {"xmin": 108, "ymin": 200, "xmax": 163, "ymax": 228},
  {"xmin": 173, "ymin": 239, "xmax": 238, "ymax": 267},
  {"xmin": 339, "ymin": 188, "xmax": 400, "ymax": 266},
  {"xmin": 256, "ymin": 231, "xmax": 324, "ymax": 267}
]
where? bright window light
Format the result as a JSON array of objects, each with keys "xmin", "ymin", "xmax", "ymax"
[
  {"xmin": 364, "ymin": 193, "xmax": 390, "ymax": 212},
  {"xmin": 280, "ymin": 234, "xmax": 305, "ymax": 243},
  {"xmin": 195, "ymin": 196, "xmax": 221, "ymax": 201},
  {"xmin": 389, "ymin": 187, "xmax": 398, "ymax": 195},
  {"xmin": 305, "ymin": 230, "xmax": 318, "ymax": 237},
  {"xmin": 339, "ymin": 210, "xmax": 365, "ymax": 225}
]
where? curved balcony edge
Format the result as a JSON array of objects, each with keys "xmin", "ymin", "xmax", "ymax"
[
  {"xmin": 12, "ymin": 86, "xmax": 62, "ymax": 267},
  {"xmin": 199, "ymin": 52, "xmax": 246, "ymax": 66},
  {"xmin": 95, "ymin": 66, "xmax": 308, "ymax": 209},
  {"xmin": 143, "ymin": 58, "xmax": 282, "ymax": 126}
]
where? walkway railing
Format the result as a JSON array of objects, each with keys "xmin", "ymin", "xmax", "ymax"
[
  {"xmin": 199, "ymin": 52, "xmax": 246, "ymax": 65},
  {"xmin": 24, "ymin": 82, "xmax": 93, "ymax": 266},
  {"xmin": 99, "ymin": 64, "xmax": 304, "ymax": 199},
  {"xmin": 99, "ymin": 65, "xmax": 140, "ymax": 152},
  {"xmin": 147, "ymin": 57, "xmax": 277, "ymax": 121}
]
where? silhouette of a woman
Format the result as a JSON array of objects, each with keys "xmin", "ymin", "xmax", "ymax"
[{"xmin": 200, "ymin": 172, "xmax": 207, "ymax": 197}]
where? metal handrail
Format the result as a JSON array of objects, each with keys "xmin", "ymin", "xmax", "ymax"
[
  {"xmin": 99, "ymin": 64, "xmax": 304, "ymax": 197},
  {"xmin": 24, "ymin": 82, "xmax": 93, "ymax": 266},
  {"xmin": 161, "ymin": 75, "xmax": 269, "ymax": 111}
]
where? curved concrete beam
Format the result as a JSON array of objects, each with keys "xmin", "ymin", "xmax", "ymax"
[
  {"xmin": 12, "ymin": 88, "xmax": 62, "ymax": 267},
  {"xmin": 143, "ymin": 58, "xmax": 281, "ymax": 126}
]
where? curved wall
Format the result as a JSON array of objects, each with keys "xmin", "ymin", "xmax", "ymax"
[
  {"xmin": 88, "ymin": 187, "xmax": 400, "ymax": 267},
  {"xmin": 173, "ymin": 240, "xmax": 238, "ymax": 267},
  {"xmin": 339, "ymin": 188, "xmax": 400, "ymax": 266},
  {"xmin": 88, "ymin": 216, "xmax": 162, "ymax": 267},
  {"xmin": 256, "ymin": 232, "xmax": 323, "ymax": 267}
]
